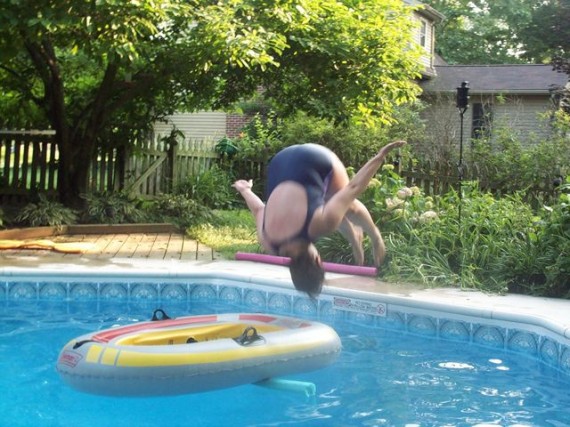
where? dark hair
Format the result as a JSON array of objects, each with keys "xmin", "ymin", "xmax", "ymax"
[{"xmin": 289, "ymin": 251, "xmax": 325, "ymax": 299}]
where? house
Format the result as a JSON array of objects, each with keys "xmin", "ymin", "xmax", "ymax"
[
  {"xmin": 404, "ymin": 0, "xmax": 444, "ymax": 78},
  {"xmin": 418, "ymin": 64, "xmax": 568, "ymax": 155},
  {"xmin": 152, "ymin": 111, "xmax": 230, "ymax": 146}
]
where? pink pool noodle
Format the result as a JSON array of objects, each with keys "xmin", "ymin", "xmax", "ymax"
[{"xmin": 235, "ymin": 252, "xmax": 378, "ymax": 277}]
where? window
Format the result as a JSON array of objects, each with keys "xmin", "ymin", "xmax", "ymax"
[
  {"xmin": 419, "ymin": 20, "xmax": 427, "ymax": 48},
  {"xmin": 471, "ymin": 102, "xmax": 493, "ymax": 139}
]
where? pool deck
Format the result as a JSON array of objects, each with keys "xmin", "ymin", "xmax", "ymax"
[{"xmin": 1, "ymin": 228, "xmax": 570, "ymax": 339}]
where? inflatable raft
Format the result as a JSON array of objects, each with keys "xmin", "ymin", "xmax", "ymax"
[{"xmin": 57, "ymin": 311, "xmax": 341, "ymax": 396}]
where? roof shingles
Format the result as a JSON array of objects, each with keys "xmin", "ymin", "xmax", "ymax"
[{"xmin": 420, "ymin": 65, "xmax": 568, "ymax": 94}]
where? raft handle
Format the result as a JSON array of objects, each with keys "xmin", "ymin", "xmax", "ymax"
[
  {"xmin": 234, "ymin": 326, "xmax": 263, "ymax": 346},
  {"xmin": 73, "ymin": 339, "xmax": 94, "ymax": 349},
  {"xmin": 151, "ymin": 309, "xmax": 171, "ymax": 321}
]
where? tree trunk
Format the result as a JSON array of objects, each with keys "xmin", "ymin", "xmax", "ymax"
[
  {"xmin": 57, "ymin": 133, "xmax": 94, "ymax": 209},
  {"xmin": 26, "ymin": 37, "xmax": 142, "ymax": 209},
  {"xmin": 58, "ymin": 63, "xmax": 121, "ymax": 208}
]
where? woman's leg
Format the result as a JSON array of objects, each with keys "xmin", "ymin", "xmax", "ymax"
[
  {"xmin": 344, "ymin": 200, "xmax": 386, "ymax": 266},
  {"xmin": 327, "ymin": 153, "xmax": 385, "ymax": 266},
  {"xmin": 336, "ymin": 217, "xmax": 364, "ymax": 265}
]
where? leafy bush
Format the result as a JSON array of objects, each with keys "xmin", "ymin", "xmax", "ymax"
[
  {"xmin": 500, "ymin": 178, "xmax": 570, "ymax": 297},
  {"xmin": 278, "ymin": 111, "xmax": 412, "ymax": 168},
  {"xmin": 146, "ymin": 194, "xmax": 212, "ymax": 229},
  {"xmin": 231, "ymin": 113, "xmax": 285, "ymax": 162},
  {"xmin": 536, "ymin": 183, "xmax": 570, "ymax": 296},
  {"xmin": 81, "ymin": 191, "xmax": 146, "ymax": 224},
  {"xmin": 15, "ymin": 194, "xmax": 78, "ymax": 227},
  {"xmin": 175, "ymin": 165, "xmax": 238, "ymax": 210},
  {"xmin": 317, "ymin": 167, "xmax": 570, "ymax": 296},
  {"xmin": 465, "ymin": 115, "xmax": 570, "ymax": 203},
  {"xmin": 227, "ymin": 109, "xmax": 419, "ymax": 169},
  {"xmin": 472, "ymin": 135, "xmax": 565, "ymax": 188}
]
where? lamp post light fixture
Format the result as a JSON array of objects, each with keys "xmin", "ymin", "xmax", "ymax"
[{"xmin": 456, "ymin": 81, "xmax": 470, "ymax": 112}]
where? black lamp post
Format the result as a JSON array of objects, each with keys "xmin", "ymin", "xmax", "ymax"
[
  {"xmin": 456, "ymin": 81, "xmax": 469, "ymax": 287},
  {"xmin": 456, "ymin": 81, "xmax": 470, "ymax": 219}
]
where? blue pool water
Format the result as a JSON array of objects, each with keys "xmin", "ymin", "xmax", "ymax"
[{"xmin": 2, "ymin": 299, "xmax": 570, "ymax": 427}]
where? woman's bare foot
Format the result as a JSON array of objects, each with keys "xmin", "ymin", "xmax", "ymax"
[{"xmin": 371, "ymin": 231, "xmax": 386, "ymax": 267}]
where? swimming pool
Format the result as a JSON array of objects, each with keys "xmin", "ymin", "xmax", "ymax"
[{"xmin": 2, "ymin": 262, "xmax": 570, "ymax": 426}]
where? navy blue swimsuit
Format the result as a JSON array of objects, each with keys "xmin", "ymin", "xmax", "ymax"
[{"xmin": 263, "ymin": 144, "xmax": 333, "ymax": 252}]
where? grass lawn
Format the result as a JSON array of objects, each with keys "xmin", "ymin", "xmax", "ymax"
[{"xmin": 186, "ymin": 209, "xmax": 261, "ymax": 259}]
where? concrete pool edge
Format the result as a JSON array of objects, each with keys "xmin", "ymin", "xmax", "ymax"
[
  {"xmin": 2, "ymin": 258, "xmax": 570, "ymax": 341},
  {"xmin": 3, "ymin": 258, "xmax": 570, "ymax": 375}
]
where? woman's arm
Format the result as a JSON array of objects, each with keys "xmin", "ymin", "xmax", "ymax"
[
  {"xmin": 312, "ymin": 141, "xmax": 406, "ymax": 235},
  {"xmin": 233, "ymin": 179, "xmax": 264, "ymax": 217}
]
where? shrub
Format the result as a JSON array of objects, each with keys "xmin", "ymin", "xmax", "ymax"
[
  {"xmin": 318, "ymin": 169, "xmax": 549, "ymax": 294},
  {"xmin": 228, "ymin": 113, "xmax": 285, "ymax": 163},
  {"xmin": 467, "ymin": 115, "xmax": 570, "ymax": 204},
  {"xmin": 228, "ymin": 109, "xmax": 419, "ymax": 169},
  {"xmin": 175, "ymin": 165, "xmax": 238, "ymax": 210},
  {"xmin": 81, "ymin": 191, "xmax": 146, "ymax": 224},
  {"xmin": 15, "ymin": 194, "xmax": 78, "ymax": 227},
  {"xmin": 501, "ymin": 178, "xmax": 570, "ymax": 297},
  {"xmin": 278, "ymin": 111, "xmax": 411, "ymax": 168},
  {"xmin": 146, "ymin": 194, "xmax": 212, "ymax": 229}
]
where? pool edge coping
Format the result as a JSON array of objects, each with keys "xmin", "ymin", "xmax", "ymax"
[{"xmin": 2, "ymin": 261, "xmax": 570, "ymax": 343}]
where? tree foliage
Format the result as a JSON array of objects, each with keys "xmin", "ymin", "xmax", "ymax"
[
  {"xmin": 519, "ymin": 0, "xmax": 570, "ymax": 63},
  {"xmin": 0, "ymin": 0, "xmax": 423, "ymax": 207},
  {"xmin": 422, "ymin": 0, "xmax": 569, "ymax": 65},
  {"xmin": 421, "ymin": 0, "xmax": 529, "ymax": 64}
]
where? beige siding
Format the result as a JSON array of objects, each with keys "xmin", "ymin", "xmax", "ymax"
[
  {"xmin": 153, "ymin": 112, "xmax": 227, "ymax": 147},
  {"xmin": 491, "ymin": 96, "xmax": 555, "ymax": 142},
  {"xmin": 420, "ymin": 93, "xmax": 557, "ymax": 157},
  {"xmin": 410, "ymin": 11, "xmax": 435, "ymax": 71}
]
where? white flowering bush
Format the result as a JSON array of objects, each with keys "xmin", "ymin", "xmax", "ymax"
[
  {"xmin": 318, "ymin": 166, "xmax": 570, "ymax": 297},
  {"xmin": 195, "ymin": 157, "xmax": 569, "ymax": 297},
  {"xmin": 357, "ymin": 165, "xmax": 440, "ymax": 235},
  {"xmin": 319, "ymin": 165, "xmax": 443, "ymax": 266}
]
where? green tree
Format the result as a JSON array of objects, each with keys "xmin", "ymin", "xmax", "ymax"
[
  {"xmin": 421, "ymin": 0, "xmax": 532, "ymax": 64},
  {"xmin": 423, "ymin": 0, "xmax": 570, "ymax": 66},
  {"xmin": 518, "ymin": 0, "xmax": 570, "ymax": 63},
  {"xmin": 520, "ymin": 0, "xmax": 570, "ymax": 115},
  {"xmin": 0, "ymin": 0, "xmax": 423, "ymax": 207}
]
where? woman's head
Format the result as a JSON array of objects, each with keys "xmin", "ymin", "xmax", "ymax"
[{"xmin": 288, "ymin": 245, "xmax": 325, "ymax": 299}]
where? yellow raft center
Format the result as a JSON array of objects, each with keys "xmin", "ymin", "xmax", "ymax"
[
  {"xmin": 115, "ymin": 322, "xmax": 283, "ymax": 346},
  {"xmin": 83, "ymin": 322, "xmax": 325, "ymax": 368}
]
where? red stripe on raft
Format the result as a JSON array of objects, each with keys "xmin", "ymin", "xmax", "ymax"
[
  {"xmin": 92, "ymin": 314, "xmax": 218, "ymax": 343},
  {"xmin": 234, "ymin": 252, "xmax": 378, "ymax": 277},
  {"xmin": 238, "ymin": 313, "xmax": 277, "ymax": 323}
]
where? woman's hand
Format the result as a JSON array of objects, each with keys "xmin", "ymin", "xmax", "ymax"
[{"xmin": 232, "ymin": 179, "xmax": 253, "ymax": 193}]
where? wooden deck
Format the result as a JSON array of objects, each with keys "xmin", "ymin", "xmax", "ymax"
[{"xmin": 0, "ymin": 225, "xmax": 220, "ymax": 261}]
